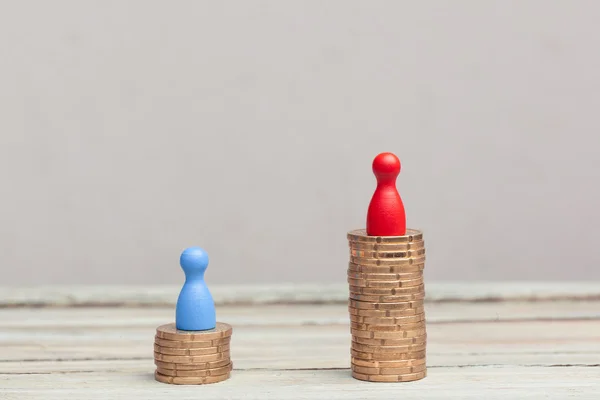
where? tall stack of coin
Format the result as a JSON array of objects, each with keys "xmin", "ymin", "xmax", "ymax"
[
  {"xmin": 153, "ymin": 322, "xmax": 233, "ymax": 385},
  {"xmin": 347, "ymin": 228, "xmax": 427, "ymax": 382}
]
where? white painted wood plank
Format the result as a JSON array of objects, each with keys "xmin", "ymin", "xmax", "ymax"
[
  {"xmin": 2, "ymin": 348, "xmax": 597, "ymax": 372},
  {"xmin": 1, "ymin": 312, "xmax": 599, "ymax": 368},
  {"xmin": 1, "ymin": 282, "xmax": 599, "ymax": 306},
  {"xmin": 1, "ymin": 299, "xmax": 599, "ymax": 400},
  {"xmin": 2, "ymin": 347, "xmax": 599, "ymax": 375},
  {"xmin": 1, "ymin": 367, "xmax": 599, "ymax": 399},
  {"xmin": 1, "ymin": 301, "xmax": 599, "ymax": 328}
]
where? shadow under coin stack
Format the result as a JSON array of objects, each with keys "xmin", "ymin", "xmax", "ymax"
[
  {"xmin": 347, "ymin": 228, "xmax": 427, "ymax": 382},
  {"xmin": 153, "ymin": 322, "xmax": 233, "ymax": 384}
]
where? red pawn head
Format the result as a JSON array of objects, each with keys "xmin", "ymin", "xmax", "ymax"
[{"xmin": 366, "ymin": 152, "xmax": 406, "ymax": 236}]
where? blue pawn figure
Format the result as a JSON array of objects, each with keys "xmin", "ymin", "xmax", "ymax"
[{"xmin": 175, "ymin": 247, "xmax": 216, "ymax": 331}]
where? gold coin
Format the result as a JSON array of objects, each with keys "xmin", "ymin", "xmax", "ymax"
[
  {"xmin": 351, "ymin": 362, "xmax": 426, "ymax": 375},
  {"xmin": 349, "ymin": 305, "xmax": 426, "ymax": 316},
  {"xmin": 349, "ymin": 284, "xmax": 424, "ymax": 296},
  {"xmin": 352, "ymin": 356, "xmax": 426, "ymax": 368},
  {"xmin": 353, "ymin": 334, "xmax": 427, "ymax": 347},
  {"xmin": 351, "ymin": 341, "xmax": 426, "ymax": 354},
  {"xmin": 349, "ymin": 255, "xmax": 426, "ymax": 266},
  {"xmin": 347, "ymin": 229, "xmax": 423, "ymax": 243},
  {"xmin": 349, "ymin": 313, "xmax": 425, "ymax": 325},
  {"xmin": 156, "ymin": 363, "xmax": 232, "ymax": 377},
  {"xmin": 349, "ymin": 249, "xmax": 424, "ymax": 259},
  {"xmin": 350, "ymin": 248, "xmax": 426, "ymax": 259},
  {"xmin": 156, "ymin": 322, "xmax": 232, "ymax": 342},
  {"xmin": 154, "ymin": 343, "xmax": 230, "ymax": 356},
  {"xmin": 347, "ymin": 271, "xmax": 422, "ymax": 281},
  {"xmin": 350, "ymin": 321, "xmax": 425, "ymax": 332},
  {"xmin": 351, "ymin": 348, "xmax": 426, "ymax": 361},
  {"xmin": 154, "ymin": 370, "xmax": 230, "ymax": 385},
  {"xmin": 154, "ymin": 358, "xmax": 230, "ymax": 371},
  {"xmin": 347, "ymin": 276, "xmax": 424, "ymax": 288},
  {"xmin": 349, "ymin": 241, "xmax": 425, "ymax": 251},
  {"xmin": 351, "ymin": 369, "xmax": 426, "ymax": 382},
  {"xmin": 154, "ymin": 350, "xmax": 230, "ymax": 364},
  {"xmin": 348, "ymin": 262, "xmax": 425, "ymax": 274},
  {"xmin": 349, "ymin": 299, "xmax": 424, "ymax": 310},
  {"xmin": 154, "ymin": 336, "xmax": 231, "ymax": 349},
  {"xmin": 349, "ymin": 292, "xmax": 426, "ymax": 302},
  {"xmin": 351, "ymin": 328, "xmax": 427, "ymax": 340},
  {"xmin": 349, "ymin": 307, "xmax": 425, "ymax": 318}
]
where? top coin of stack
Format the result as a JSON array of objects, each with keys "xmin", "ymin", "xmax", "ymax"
[
  {"xmin": 347, "ymin": 228, "xmax": 427, "ymax": 383},
  {"xmin": 153, "ymin": 322, "xmax": 233, "ymax": 385}
]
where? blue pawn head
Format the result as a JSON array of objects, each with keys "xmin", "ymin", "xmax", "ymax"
[
  {"xmin": 176, "ymin": 247, "xmax": 216, "ymax": 331},
  {"xmin": 180, "ymin": 247, "xmax": 209, "ymax": 278}
]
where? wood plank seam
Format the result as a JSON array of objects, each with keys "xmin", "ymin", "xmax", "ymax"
[
  {"xmin": 3, "ymin": 297, "xmax": 600, "ymax": 308},
  {"xmin": 2, "ymin": 364, "xmax": 600, "ymax": 376},
  {"xmin": 2, "ymin": 283, "xmax": 600, "ymax": 308}
]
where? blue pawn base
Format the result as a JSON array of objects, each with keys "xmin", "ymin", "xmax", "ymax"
[{"xmin": 175, "ymin": 323, "xmax": 217, "ymax": 332}]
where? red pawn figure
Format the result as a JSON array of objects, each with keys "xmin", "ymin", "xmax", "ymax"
[{"xmin": 366, "ymin": 152, "xmax": 406, "ymax": 236}]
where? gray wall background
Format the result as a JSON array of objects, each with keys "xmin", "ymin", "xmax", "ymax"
[{"xmin": 1, "ymin": 1, "xmax": 599, "ymax": 285}]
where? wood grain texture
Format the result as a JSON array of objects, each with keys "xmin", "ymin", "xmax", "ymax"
[
  {"xmin": 1, "ymin": 282, "xmax": 600, "ymax": 307},
  {"xmin": 1, "ymin": 368, "xmax": 599, "ymax": 400},
  {"xmin": 1, "ymin": 286, "xmax": 599, "ymax": 398}
]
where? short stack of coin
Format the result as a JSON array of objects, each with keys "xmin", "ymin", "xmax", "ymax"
[
  {"xmin": 347, "ymin": 228, "xmax": 427, "ymax": 382},
  {"xmin": 153, "ymin": 322, "xmax": 233, "ymax": 385}
]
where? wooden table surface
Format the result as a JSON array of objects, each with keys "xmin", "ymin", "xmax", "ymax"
[{"xmin": 1, "ymin": 283, "xmax": 599, "ymax": 399}]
